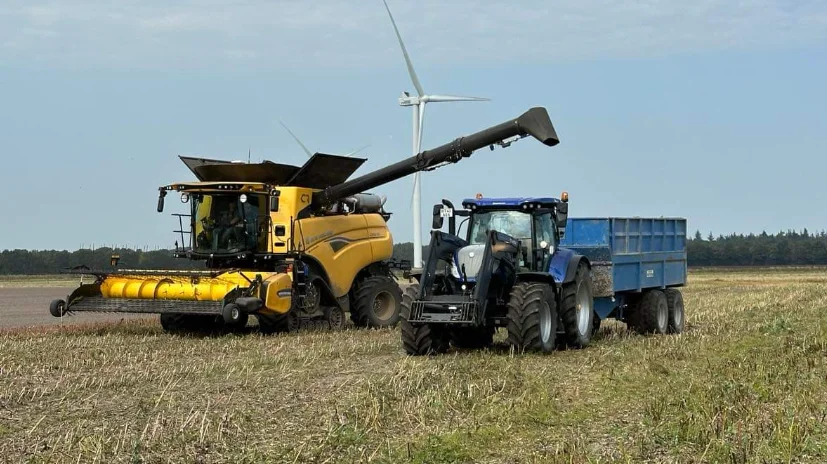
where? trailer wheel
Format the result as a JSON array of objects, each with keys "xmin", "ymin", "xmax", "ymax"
[
  {"xmin": 633, "ymin": 290, "xmax": 668, "ymax": 334},
  {"xmin": 664, "ymin": 288, "xmax": 685, "ymax": 334},
  {"xmin": 451, "ymin": 326, "xmax": 495, "ymax": 349},
  {"xmin": 352, "ymin": 276, "xmax": 402, "ymax": 328},
  {"xmin": 505, "ymin": 282, "xmax": 557, "ymax": 353},
  {"xmin": 400, "ymin": 283, "xmax": 450, "ymax": 355},
  {"xmin": 560, "ymin": 262, "xmax": 595, "ymax": 348},
  {"xmin": 49, "ymin": 299, "xmax": 67, "ymax": 318}
]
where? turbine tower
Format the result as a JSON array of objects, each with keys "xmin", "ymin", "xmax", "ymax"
[{"xmin": 382, "ymin": 0, "xmax": 489, "ymax": 271}]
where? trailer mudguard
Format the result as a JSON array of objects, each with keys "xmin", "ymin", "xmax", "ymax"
[{"xmin": 548, "ymin": 248, "xmax": 590, "ymax": 284}]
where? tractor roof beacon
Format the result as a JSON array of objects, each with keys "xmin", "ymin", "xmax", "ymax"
[{"xmin": 401, "ymin": 193, "xmax": 688, "ymax": 355}]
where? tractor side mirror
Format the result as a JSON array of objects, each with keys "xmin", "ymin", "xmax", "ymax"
[
  {"xmin": 556, "ymin": 202, "xmax": 568, "ymax": 239},
  {"xmin": 432, "ymin": 204, "xmax": 444, "ymax": 229}
]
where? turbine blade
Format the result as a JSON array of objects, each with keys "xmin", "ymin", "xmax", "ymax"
[
  {"xmin": 427, "ymin": 95, "xmax": 490, "ymax": 102},
  {"xmin": 278, "ymin": 120, "xmax": 313, "ymax": 158},
  {"xmin": 345, "ymin": 144, "xmax": 371, "ymax": 156},
  {"xmin": 382, "ymin": 0, "xmax": 424, "ymax": 96}
]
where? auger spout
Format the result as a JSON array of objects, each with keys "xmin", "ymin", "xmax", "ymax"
[{"xmin": 312, "ymin": 107, "xmax": 559, "ymax": 208}]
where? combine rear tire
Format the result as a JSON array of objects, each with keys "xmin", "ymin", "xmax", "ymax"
[
  {"xmin": 560, "ymin": 262, "xmax": 595, "ymax": 348},
  {"xmin": 400, "ymin": 283, "xmax": 450, "ymax": 356},
  {"xmin": 664, "ymin": 288, "xmax": 685, "ymax": 334},
  {"xmin": 49, "ymin": 299, "xmax": 67, "ymax": 318},
  {"xmin": 505, "ymin": 282, "xmax": 557, "ymax": 353},
  {"xmin": 631, "ymin": 290, "xmax": 668, "ymax": 334},
  {"xmin": 351, "ymin": 276, "xmax": 402, "ymax": 328}
]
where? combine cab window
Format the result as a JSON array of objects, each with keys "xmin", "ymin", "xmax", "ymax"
[
  {"xmin": 468, "ymin": 210, "xmax": 532, "ymax": 245},
  {"xmin": 191, "ymin": 193, "xmax": 266, "ymax": 253}
]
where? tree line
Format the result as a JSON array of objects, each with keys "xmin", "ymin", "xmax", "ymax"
[{"xmin": 1, "ymin": 229, "xmax": 825, "ymax": 274}]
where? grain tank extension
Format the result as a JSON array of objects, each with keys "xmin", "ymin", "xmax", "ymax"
[{"xmin": 49, "ymin": 107, "xmax": 561, "ymax": 334}]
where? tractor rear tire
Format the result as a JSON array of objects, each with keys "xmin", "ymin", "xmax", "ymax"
[
  {"xmin": 451, "ymin": 326, "xmax": 495, "ymax": 350},
  {"xmin": 560, "ymin": 262, "xmax": 595, "ymax": 348},
  {"xmin": 400, "ymin": 283, "xmax": 450, "ymax": 356},
  {"xmin": 631, "ymin": 290, "xmax": 668, "ymax": 334},
  {"xmin": 664, "ymin": 288, "xmax": 685, "ymax": 334},
  {"xmin": 351, "ymin": 276, "xmax": 402, "ymax": 328},
  {"xmin": 505, "ymin": 282, "xmax": 557, "ymax": 353}
]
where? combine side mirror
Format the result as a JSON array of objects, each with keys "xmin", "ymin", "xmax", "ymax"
[
  {"xmin": 157, "ymin": 189, "xmax": 167, "ymax": 212},
  {"xmin": 432, "ymin": 204, "xmax": 444, "ymax": 230},
  {"xmin": 269, "ymin": 196, "xmax": 280, "ymax": 212}
]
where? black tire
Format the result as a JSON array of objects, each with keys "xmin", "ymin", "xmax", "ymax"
[
  {"xmin": 505, "ymin": 282, "xmax": 558, "ymax": 353},
  {"xmin": 631, "ymin": 290, "xmax": 668, "ymax": 334},
  {"xmin": 49, "ymin": 299, "xmax": 67, "ymax": 318},
  {"xmin": 222, "ymin": 303, "xmax": 243, "ymax": 325},
  {"xmin": 325, "ymin": 306, "xmax": 345, "ymax": 330},
  {"xmin": 451, "ymin": 326, "xmax": 495, "ymax": 349},
  {"xmin": 256, "ymin": 311, "xmax": 293, "ymax": 334},
  {"xmin": 400, "ymin": 283, "xmax": 450, "ymax": 356},
  {"xmin": 351, "ymin": 276, "xmax": 402, "ymax": 328},
  {"xmin": 664, "ymin": 288, "xmax": 685, "ymax": 334},
  {"xmin": 560, "ymin": 262, "xmax": 595, "ymax": 348}
]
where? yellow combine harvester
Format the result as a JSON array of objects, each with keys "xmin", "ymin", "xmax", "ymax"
[{"xmin": 49, "ymin": 107, "xmax": 560, "ymax": 334}]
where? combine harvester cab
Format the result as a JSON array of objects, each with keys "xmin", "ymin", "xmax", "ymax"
[
  {"xmin": 401, "ymin": 193, "xmax": 687, "ymax": 355},
  {"xmin": 50, "ymin": 106, "xmax": 563, "ymax": 335}
]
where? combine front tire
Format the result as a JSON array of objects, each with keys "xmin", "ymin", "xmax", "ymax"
[
  {"xmin": 664, "ymin": 288, "xmax": 685, "ymax": 334},
  {"xmin": 505, "ymin": 282, "xmax": 557, "ymax": 353},
  {"xmin": 400, "ymin": 283, "xmax": 450, "ymax": 356},
  {"xmin": 351, "ymin": 276, "xmax": 402, "ymax": 328},
  {"xmin": 49, "ymin": 299, "xmax": 67, "ymax": 318},
  {"xmin": 560, "ymin": 262, "xmax": 595, "ymax": 348}
]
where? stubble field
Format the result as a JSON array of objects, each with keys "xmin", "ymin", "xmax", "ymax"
[{"xmin": 1, "ymin": 268, "xmax": 826, "ymax": 463}]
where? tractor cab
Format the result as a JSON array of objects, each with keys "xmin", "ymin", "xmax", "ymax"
[{"xmin": 431, "ymin": 193, "xmax": 569, "ymax": 283}]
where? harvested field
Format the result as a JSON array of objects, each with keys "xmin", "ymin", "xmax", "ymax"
[{"xmin": 1, "ymin": 268, "xmax": 826, "ymax": 462}]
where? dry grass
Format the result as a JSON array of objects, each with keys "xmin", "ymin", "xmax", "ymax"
[{"xmin": 1, "ymin": 268, "xmax": 827, "ymax": 463}]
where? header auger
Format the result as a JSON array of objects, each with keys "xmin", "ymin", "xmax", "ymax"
[{"xmin": 49, "ymin": 107, "xmax": 560, "ymax": 335}]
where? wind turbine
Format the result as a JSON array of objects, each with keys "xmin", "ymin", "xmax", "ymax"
[
  {"xmin": 382, "ymin": 0, "xmax": 489, "ymax": 271},
  {"xmin": 278, "ymin": 120, "xmax": 370, "ymax": 158}
]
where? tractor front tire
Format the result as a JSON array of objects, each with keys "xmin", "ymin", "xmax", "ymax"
[
  {"xmin": 505, "ymin": 282, "xmax": 557, "ymax": 353},
  {"xmin": 352, "ymin": 276, "xmax": 402, "ymax": 328},
  {"xmin": 400, "ymin": 283, "xmax": 450, "ymax": 356},
  {"xmin": 631, "ymin": 290, "xmax": 668, "ymax": 334},
  {"xmin": 560, "ymin": 262, "xmax": 595, "ymax": 348},
  {"xmin": 664, "ymin": 288, "xmax": 685, "ymax": 334}
]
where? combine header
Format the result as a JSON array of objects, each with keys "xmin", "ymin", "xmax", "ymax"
[{"xmin": 49, "ymin": 107, "xmax": 560, "ymax": 334}]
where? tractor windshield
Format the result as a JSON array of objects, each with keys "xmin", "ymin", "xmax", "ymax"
[
  {"xmin": 468, "ymin": 210, "xmax": 532, "ymax": 245},
  {"xmin": 190, "ymin": 192, "xmax": 266, "ymax": 254}
]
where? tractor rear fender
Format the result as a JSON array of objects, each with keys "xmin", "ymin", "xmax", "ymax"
[{"xmin": 548, "ymin": 248, "xmax": 590, "ymax": 284}]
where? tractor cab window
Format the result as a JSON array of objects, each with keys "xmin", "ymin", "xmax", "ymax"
[
  {"xmin": 191, "ymin": 193, "xmax": 265, "ymax": 253},
  {"xmin": 533, "ymin": 212, "xmax": 556, "ymax": 247},
  {"xmin": 468, "ymin": 210, "xmax": 532, "ymax": 246}
]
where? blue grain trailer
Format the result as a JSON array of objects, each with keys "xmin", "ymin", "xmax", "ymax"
[
  {"xmin": 401, "ymin": 195, "xmax": 688, "ymax": 356},
  {"xmin": 559, "ymin": 217, "xmax": 687, "ymax": 334}
]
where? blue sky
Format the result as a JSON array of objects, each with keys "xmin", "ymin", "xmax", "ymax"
[{"xmin": 1, "ymin": 1, "xmax": 826, "ymax": 251}]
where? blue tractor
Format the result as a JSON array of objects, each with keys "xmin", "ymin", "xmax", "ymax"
[{"xmin": 401, "ymin": 193, "xmax": 596, "ymax": 355}]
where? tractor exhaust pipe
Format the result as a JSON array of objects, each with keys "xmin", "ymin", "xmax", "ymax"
[{"xmin": 313, "ymin": 107, "xmax": 559, "ymax": 207}]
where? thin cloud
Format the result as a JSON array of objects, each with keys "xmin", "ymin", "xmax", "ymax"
[{"xmin": 1, "ymin": 0, "xmax": 825, "ymax": 69}]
